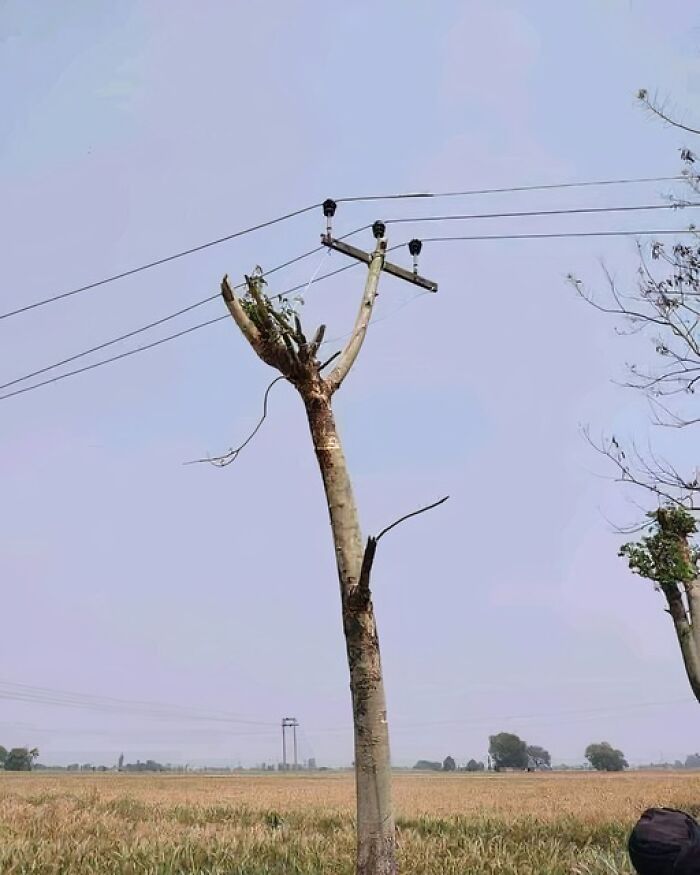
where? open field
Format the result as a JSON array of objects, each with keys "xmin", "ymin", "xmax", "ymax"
[{"xmin": 2, "ymin": 770, "xmax": 700, "ymax": 874}]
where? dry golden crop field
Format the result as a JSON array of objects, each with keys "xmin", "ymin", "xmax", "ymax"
[{"xmin": 2, "ymin": 770, "xmax": 700, "ymax": 874}]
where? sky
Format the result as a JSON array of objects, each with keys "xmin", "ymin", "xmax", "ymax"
[{"xmin": 2, "ymin": 0, "xmax": 700, "ymax": 768}]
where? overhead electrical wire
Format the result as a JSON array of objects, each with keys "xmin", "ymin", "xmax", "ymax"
[
  {"xmin": 309, "ymin": 695, "xmax": 694, "ymax": 736},
  {"xmin": 337, "ymin": 174, "xmax": 684, "ymax": 203},
  {"xmin": 0, "ymin": 249, "xmax": 354, "ymax": 393},
  {"xmin": 2, "ymin": 199, "xmax": 695, "ymax": 395},
  {"xmin": 0, "ymin": 206, "xmax": 322, "ymax": 321},
  {"xmin": 0, "ymin": 245, "xmax": 330, "ymax": 392},
  {"xmin": 384, "ymin": 200, "xmax": 699, "ymax": 226},
  {"xmin": 0, "ymin": 315, "xmax": 231, "ymax": 401},
  {"xmin": 3, "ymin": 678, "xmax": 692, "ymax": 742},
  {"xmin": 2, "ymin": 225, "xmax": 698, "ymax": 403},
  {"xmin": 0, "ymin": 174, "xmax": 685, "ymax": 322},
  {"xmin": 419, "ymin": 228, "xmax": 700, "ymax": 244},
  {"xmin": 0, "ymin": 679, "xmax": 278, "ymax": 727}
]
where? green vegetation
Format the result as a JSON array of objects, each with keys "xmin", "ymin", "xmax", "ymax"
[
  {"xmin": 620, "ymin": 507, "xmax": 698, "ymax": 587},
  {"xmin": 3, "ymin": 747, "xmax": 38, "ymax": 772},
  {"xmin": 585, "ymin": 743, "xmax": 628, "ymax": 772},
  {"xmin": 489, "ymin": 732, "xmax": 529, "ymax": 770}
]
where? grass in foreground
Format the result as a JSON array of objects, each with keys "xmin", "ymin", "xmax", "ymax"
[{"xmin": 1, "ymin": 771, "xmax": 699, "ymax": 874}]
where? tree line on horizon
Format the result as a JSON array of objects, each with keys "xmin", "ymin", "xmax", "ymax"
[{"xmin": 409, "ymin": 733, "xmax": 700, "ymax": 773}]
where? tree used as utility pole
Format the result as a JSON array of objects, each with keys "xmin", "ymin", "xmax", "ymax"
[{"xmin": 215, "ymin": 224, "xmax": 443, "ymax": 875}]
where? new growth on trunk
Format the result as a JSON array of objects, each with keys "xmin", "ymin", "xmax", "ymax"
[
  {"xmin": 213, "ymin": 239, "xmax": 446, "ymax": 875},
  {"xmin": 620, "ymin": 505, "xmax": 700, "ymax": 702}
]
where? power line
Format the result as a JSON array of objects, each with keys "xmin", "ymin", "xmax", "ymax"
[
  {"xmin": 0, "ymin": 679, "xmax": 278, "ymax": 727},
  {"xmin": 0, "ymin": 175, "xmax": 684, "ymax": 322},
  {"xmin": 385, "ymin": 201, "xmax": 699, "ymax": 226},
  {"xmin": 0, "ymin": 246, "xmax": 329, "ymax": 392},
  {"xmin": 420, "ymin": 228, "xmax": 699, "ymax": 243},
  {"xmin": 0, "ymin": 228, "xmax": 695, "ymax": 401},
  {"xmin": 310, "ymin": 695, "xmax": 694, "ymax": 736},
  {"xmin": 337, "ymin": 174, "xmax": 684, "ymax": 203},
  {"xmin": 0, "ymin": 248, "xmax": 353, "ymax": 393},
  {"xmin": 0, "ymin": 265, "xmax": 405, "ymax": 403},
  {"xmin": 3, "ymin": 200, "xmax": 687, "ymax": 392},
  {"xmin": 0, "ymin": 296, "xmax": 218, "ymax": 392},
  {"xmin": 0, "ymin": 206, "xmax": 323, "ymax": 322},
  {"xmin": 0, "ymin": 314, "xmax": 230, "ymax": 401},
  {"xmin": 2, "ymin": 226, "xmax": 698, "ymax": 404}
]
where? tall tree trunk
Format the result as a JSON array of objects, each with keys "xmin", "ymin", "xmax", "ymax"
[
  {"xmin": 303, "ymin": 381, "xmax": 397, "ymax": 875},
  {"xmin": 666, "ymin": 583, "xmax": 700, "ymax": 703},
  {"xmin": 218, "ymin": 239, "xmax": 398, "ymax": 874}
]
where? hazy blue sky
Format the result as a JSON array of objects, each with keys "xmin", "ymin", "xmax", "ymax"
[{"xmin": 2, "ymin": 0, "xmax": 700, "ymax": 768}]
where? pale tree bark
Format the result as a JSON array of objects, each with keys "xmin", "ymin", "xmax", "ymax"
[
  {"xmin": 219, "ymin": 241, "xmax": 399, "ymax": 875},
  {"xmin": 664, "ymin": 581, "xmax": 700, "ymax": 702},
  {"xmin": 622, "ymin": 509, "xmax": 700, "ymax": 705}
]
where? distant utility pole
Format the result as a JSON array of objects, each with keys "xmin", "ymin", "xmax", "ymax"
[{"xmin": 281, "ymin": 717, "xmax": 299, "ymax": 770}]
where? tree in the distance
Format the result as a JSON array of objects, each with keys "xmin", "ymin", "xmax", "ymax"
[
  {"xmin": 489, "ymin": 733, "xmax": 529, "ymax": 771},
  {"xmin": 413, "ymin": 760, "xmax": 442, "ymax": 772},
  {"xmin": 464, "ymin": 759, "xmax": 485, "ymax": 772},
  {"xmin": 442, "ymin": 756, "xmax": 456, "ymax": 772},
  {"xmin": 0, "ymin": 745, "xmax": 7, "ymax": 767},
  {"xmin": 526, "ymin": 745, "xmax": 551, "ymax": 768},
  {"xmin": 585, "ymin": 742, "xmax": 628, "ymax": 772},
  {"xmin": 4, "ymin": 747, "xmax": 38, "ymax": 771}
]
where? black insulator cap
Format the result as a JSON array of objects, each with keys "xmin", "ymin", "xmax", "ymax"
[
  {"xmin": 408, "ymin": 238, "xmax": 423, "ymax": 257},
  {"xmin": 372, "ymin": 220, "xmax": 386, "ymax": 239},
  {"xmin": 322, "ymin": 198, "xmax": 337, "ymax": 217}
]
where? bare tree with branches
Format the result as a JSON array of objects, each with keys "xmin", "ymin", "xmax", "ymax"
[
  {"xmin": 574, "ymin": 91, "xmax": 700, "ymax": 703},
  {"xmin": 571, "ymin": 90, "xmax": 700, "ymax": 505},
  {"xmin": 205, "ymin": 240, "xmax": 447, "ymax": 875}
]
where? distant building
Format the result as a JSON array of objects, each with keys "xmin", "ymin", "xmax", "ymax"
[{"xmin": 527, "ymin": 755, "xmax": 551, "ymax": 772}]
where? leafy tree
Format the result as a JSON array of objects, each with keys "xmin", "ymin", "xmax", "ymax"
[
  {"xmin": 442, "ymin": 756, "xmax": 456, "ymax": 772},
  {"xmin": 0, "ymin": 745, "xmax": 7, "ymax": 766},
  {"xmin": 526, "ymin": 745, "xmax": 551, "ymax": 767},
  {"xmin": 117, "ymin": 753, "xmax": 124, "ymax": 771},
  {"xmin": 4, "ymin": 747, "xmax": 38, "ymax": 771},
  {"xmin": 413, "ymin": 760, "xmax": 442, "ymax": 771},
  {"xmin": 685, "ymin": 753, "xmax": 700, "ymax": 769},
  {"xmin": 489, "ymin": 733, "xmax": 529, "ymax": 770},
  {"xmin": 620, "ymin": 506, "xmax": 700, "ymax": 702},
  {"xmin": 585, "ymin": 742, "xmax": 628, "ymax": 772},
  {"xmin": 465, "ymin": 759, "xmax": 485, "ymax": 772}
]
